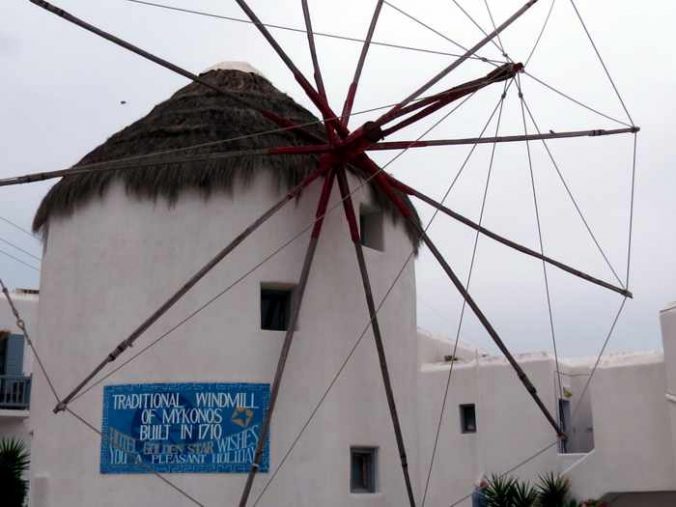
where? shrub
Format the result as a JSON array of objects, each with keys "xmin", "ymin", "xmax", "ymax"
[
  {"xmin": 0, "ymin": 437, "xmax": 30, "ymax": 507},
  {"xmin": 513, "ymin": 480, "xmax": 539, "ymax": 506},
  {"xmin": 482, "ymin": 472, "xmax": 579, "ymax": 507},
  {"xmin": 484, "ymin": 474, "xmax": 518, "ymax": 506},
  {"xmin": 537, "ymin": 472, "xmax": 574, "ymax": 507}
]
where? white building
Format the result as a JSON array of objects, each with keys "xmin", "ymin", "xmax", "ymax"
[
  {"xmin": 417, "ymin": 325, "xmax": 676, "ymax": 506},
  {"xmin": 1, "ymin": 64, "xmax": 674, "ymax": 506}
]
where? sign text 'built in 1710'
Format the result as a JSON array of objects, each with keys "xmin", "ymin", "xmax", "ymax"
[{"xmin": 100, "ymin": 383, "xmax": 270, "ymax": 474}]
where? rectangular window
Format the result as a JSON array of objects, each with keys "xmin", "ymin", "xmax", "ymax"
[
  {"xmin": 460, "ymin": 404, "xmax": 477, "ymax": 433},
  {"xmin": 350, "ymin": 447, "xmax": 377, "ymax": 493},
  {"xmin": 260, "ymin": 285, "xmax": 294, "ymax": 331},
  {"xmin": 359, "ymin": 205, "xmax": 384, "ymax": 251}
]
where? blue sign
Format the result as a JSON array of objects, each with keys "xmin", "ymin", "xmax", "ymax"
[{"xmin": 100, "ymin": 383, "xmax": 270, "ymax": 474}]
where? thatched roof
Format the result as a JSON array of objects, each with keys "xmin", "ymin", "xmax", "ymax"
[{"xmin": 33, "ymin": 66, "xmax": 421, "ymax": 248}]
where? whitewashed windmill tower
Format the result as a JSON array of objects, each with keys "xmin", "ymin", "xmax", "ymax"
[{"xmin": 28, "ymin": 63, "xmax": 422, "ymax": 507}]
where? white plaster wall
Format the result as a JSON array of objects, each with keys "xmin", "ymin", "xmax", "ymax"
[
  {"xmin": 474, "ymin": 357, "xmax": 561, "ymax": 478},
  {"xmin": 29, "ymin": 172, "xmax": 419, "ymax": 507},
  {"xmin": 0, "ymin": 415, "xmax": 31, "ymax": 443},
  {"xmin": 25, "ymin": 166, "xmax": 676, "ymax": 507},
  {"xmin": 416, "ymin": 330, "xmax": 482, "ymax": 364},
  {"xmin": 416, "ymin": 320, "xmax": 676, "ymax": 505},
  {"xmin": 416, "ymin": 353, "xmax": 564, "ymax": 506},
  {"xmin": 416, "ymin": 361, "xmax": 479, "ymax": 507},
  {"xmin": 566, "ymin": 355, "xmax": 676, "ymax": 500}
]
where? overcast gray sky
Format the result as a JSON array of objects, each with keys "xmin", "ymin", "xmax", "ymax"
[{"xmin": 1, "ymin": 0, "xmax": 674, "ymax": 357}]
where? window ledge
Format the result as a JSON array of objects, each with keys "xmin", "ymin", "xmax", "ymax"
[
  {"xmin": 0, "ymin": 408, "xmax": 29, "ymax": 419},
  {"xmin": 349, "ymin": 492, "xmax": 384, "ymax": 499}
]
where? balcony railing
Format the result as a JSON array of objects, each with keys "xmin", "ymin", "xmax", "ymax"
[{"xmin": 0, "ymin": 375, "xmax": 31, "ymax": 410}]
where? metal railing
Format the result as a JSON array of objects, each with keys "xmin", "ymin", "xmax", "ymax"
[{"xmin": 0, "ymin": 375, "xmax": 31, "ymax": 410}]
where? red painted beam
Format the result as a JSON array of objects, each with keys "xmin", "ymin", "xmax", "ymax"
[
  {"xmin": 368, "ymin": 126, "xmax": 639, "ymax": 151},
  {"xmin": 381, "ymin": 64, "xmax": 522, "ymax": 136}
]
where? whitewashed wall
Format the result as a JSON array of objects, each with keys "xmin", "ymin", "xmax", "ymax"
[
  {"xmin": 23, "ymin": 153, "xmax": 676, "ymax": 507},
  {"xmin": 29, "ymin": 172, "xmax": 419, "ymax": 507},
  {"xmin": 415, "ymin": 349, "xmax": 565, "ymax": 506},
  {"xmin": 415, "ymin": 320, "xmax": 676, "ymax": 506},
  {"xmin": 565, "ymin": 353, "xmax": 676, "ymax": 500}
]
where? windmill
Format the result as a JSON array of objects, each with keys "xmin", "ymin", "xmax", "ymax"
[{"xmin": 1, "ymin": 1, "xmax": 638, "ymax": 506}]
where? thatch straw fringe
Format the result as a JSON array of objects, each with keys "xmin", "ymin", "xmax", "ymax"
[{"xmin": 33, "ymin": 69, "xmax": 421, "ymax": 249}]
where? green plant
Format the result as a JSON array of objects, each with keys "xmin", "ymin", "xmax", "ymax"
[
  {"xmin": 513, "ymin": 480, "xmax": 539, "ymax": 506},
  {"xmin": 482, "ymin": 472, "xmax": 581, "ymax": 507},
  {"xmin": 0, "ymin": 438, "xmax": 30, "ymax": 507},
  {"xmin": 484, "ymin": 474, "xmax": 518, "ymax": 506},
  {"xmin": 537, "ymin": 472, "xmax": 573, "ymax": 507}
]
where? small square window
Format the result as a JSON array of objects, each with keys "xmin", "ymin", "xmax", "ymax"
[
  {"xmin": 359, "ymin": 205, "xmax": 384, "ymax": 251},
  {"xmin": 350, "ymin": 447, "xmax": 377, "ymax": 493},
  {"xmin": 460, "ymin": 404, "xmax": 477, "ymax": 433},
  {"xmin": 260, "ymin": 285, "xmax": 294, "ymax": 331}
]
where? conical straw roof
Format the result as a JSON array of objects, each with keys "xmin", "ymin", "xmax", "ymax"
[{"xmin": 33, "ymin": 67, "xmax": 420, "ymax": 247}]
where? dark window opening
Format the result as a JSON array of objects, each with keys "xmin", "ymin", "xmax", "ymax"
[
  {"xmin": 350, "ymin": 447, "xmax": 377, "ymax": 493},
  {"xmin": 460, "ymin": 404, "xmax": 477, "ymax": 433},
  {"xmin": 558, "ymin": 398, "xmax": 571, "ymax": 453},
  {"xmin": 260, "ymin": 285, "xmax": 294, "ymax": 331},
  {"xmin": 359, "ymin": 205, "xmax": 384, "ymax": 251}
]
